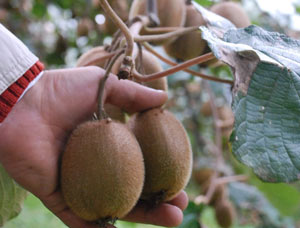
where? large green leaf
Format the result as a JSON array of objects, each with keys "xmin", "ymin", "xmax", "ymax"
[
  {"xmin": 0, "ymin": 164, "xmax": 27, "ymax": 226},
  {"xmin": 193, "ymin": 1, "xmax": 300, "ymax": 182}
]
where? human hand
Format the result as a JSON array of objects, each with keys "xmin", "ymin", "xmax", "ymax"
[{"xmin": 0, "ymin": 66, "xmax": 188, "ymax": 228}]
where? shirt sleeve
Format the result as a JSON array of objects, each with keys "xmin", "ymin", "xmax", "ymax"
[{"xmin": 0, "ymin": 24, "xmax": 44, "ymax": 123}]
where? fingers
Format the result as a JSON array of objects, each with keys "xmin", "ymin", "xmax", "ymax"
[
  {"xmin": 167, "ymin": 191, "xmax": 189, "ymax": 211},
  {"xmin": 124, "ymin": 202, "xmax": 183, "ymax": 227},
  {"xmin": 41, "ymin": 191, "xmax": 115, "ymax": 228},
  {"xmin": 105, "ymin": 75, "xmax": 168, "ymax": 113}
]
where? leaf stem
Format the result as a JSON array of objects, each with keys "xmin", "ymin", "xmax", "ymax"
[
  {"xmin": 97, "ymin": 49, "xmax": 125, "ymax": 120},
  {"xmin": 142, "ymin": 42, "xmax": 234, "ymax": 85}
]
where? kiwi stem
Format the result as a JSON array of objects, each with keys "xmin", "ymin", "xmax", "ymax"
[
  {"xmin": 132, "ymin": 52, "xmax": 215, "ymax": 82},
  {"xmin": 217, "ymin": 175, "xmax": 248, "ymax": 185},
  {"xmin": 134, "ymin": 26, "xmax": 199, "ymax": 43},
  {"xmin": 99, "ymin": 0, "xmax": 134, "ymax": 57},
  {"xmin": 143, "ymin": 26, "xmax": 184, "ymax": 34},
  {"xmin": 97, "ymin": 49, "xmax": 125, "ymax": 120},
  {"xmin": 142, "ymin": 42, "xmax": 234, "ymax": 85}
]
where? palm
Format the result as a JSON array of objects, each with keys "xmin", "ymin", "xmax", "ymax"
[{"xmin": 0, "ymin": 67, "xmax": 187, "ymax": 228}]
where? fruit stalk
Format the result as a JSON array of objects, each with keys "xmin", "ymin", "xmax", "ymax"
[
  {"xmin": 146, "ymin": 0, "xmax": 160, "ymax": 26},
  {"xmin": 142, "ymin": 42, "xmax": 234, "ymax": 85},
  {"xmin": 97, "ymin": 49, "xmax": 125, "ymax": 120},
  {"xmin": 134, "ymin": 26, "xmax": 199, "ymax": 42}
]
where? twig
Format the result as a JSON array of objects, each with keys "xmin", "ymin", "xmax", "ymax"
[
  {"xmin": 134, "ymin": 26, "xmax": 199, "ymax": 42},
  {"xmin": 217, "ymin": 175, "xmax": 248, "ymax": 185},
  {"xmin": 97, "ymin": 49, "xmax": 125, "ymax": 120},
  {"xmin": 99, "ymin": 0, "xmax": 134, "ymax": 57},
  {"xmin": 132, "ymin": 52, "xmax": 215, "ymax": 82},
  {"xmin": 143, "ymin": 26, "xmax": 183, "ymax": 34},
  {"xmin": 142, "ymin": 42, "xmax": 234, "ymax": 85},
  {"xmin": 194, "ymin": 175, "xmax": 248, "ymax": 205}
]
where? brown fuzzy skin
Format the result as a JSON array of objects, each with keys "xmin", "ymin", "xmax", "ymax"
[
  {"xmin": 164, "ymin": 4, "xmax": 207, "ymax": 61},
  {"xmin": 215, "ymin": 199, "xmax": 236, "ymax": 228},
  {"xmin": 210, "ymin": 2, "xmax": 251, "ymax": 28},
  {"xmin": 61, "ymin": 120, "xmax": 145, "ymax": 221},
  {"xmin": 104, "ymin": 104, "xmax": 126, "ymax": 123},
  {"xmin": 128, "ymin": 108, "xmax": 192, "ymax": 202},
  {"xmin": 76, "ymin": 46, "xmax": 108, "ymax": 67},
  {"xmin": 193, "ymin": 168, "xmax": 214, "ymax": 185}
]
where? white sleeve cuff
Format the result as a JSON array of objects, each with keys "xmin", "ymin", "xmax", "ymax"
[{"xmin": 0, "ymin": 24, "xmax": 38, "ymax": 95}]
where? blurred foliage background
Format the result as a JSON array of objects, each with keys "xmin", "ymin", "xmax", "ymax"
[{"xmin": 2, "ymin": 0, "xmax": 300, "ymax": 227}]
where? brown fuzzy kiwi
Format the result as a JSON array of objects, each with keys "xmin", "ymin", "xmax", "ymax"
[
  {"xmin": 129, "ymin": 0, "xmax": 186, "ymax": 44},
  {"xmin": 61, "ymin": 120, "xmax": 144, "ymax": 223},
  {"xmin": 76, "ymin": 46, "xmax": 108, "ymax": 67},
  {"xmin": 193, "ymin": 168, "xmax": 214, "ymax": 185},
  {"xmin": 210, "ymin": 2, "xmax": 251, "ymax": 28},
  {"xmin": 137, "ymin": 50, "xmax": 168, "ymax": 91},
  {"xmin": 128, "ymin": 108, "xmax": 192, "ymax": 204},
  {"xmin": 164, "ymin": 4, "xmax": 207, "ymax": 61},
  {"xmin": 215, "ymin": 199, "xmax": 236, "ymax": 228}
]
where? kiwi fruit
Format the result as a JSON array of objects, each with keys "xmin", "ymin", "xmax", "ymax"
[
  {"xmin": 137, "ymin": 50, "xmax": 168, "ymax": 91},
  {"xmin": 129, "ymin": 0, "xmax": 186, "ymax": 44},
  {"xmin": 215, "ymin": 199, "xmax": 236, "ymax": 228},
  {"xmin": 128, "ymin": 108, "xmax": 192, "ymax": 203},
  {"xmin": 61, "ymin": 119, "xmax": 144, "ymax": 223},
  {"xmin": 193, "ymin": 168, "xmax": 214, "ymax": 185},
  {"xmin": 164, "ymin": 4, "xmax": 207, "ymax": 61},
  {"xmin": 210, "ymin": 2, "xmax": 251, "ymax": 28},
  {"xmin": 77, "ymin": 18, "xmax": 94, "ymax": 37}
]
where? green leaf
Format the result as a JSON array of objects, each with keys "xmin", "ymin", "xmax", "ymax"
[
  {"xmin": 200, "ymin": 23, "xmax": 300, "ymax": 183},
  {"xmin": 0, "ymin": 164, "xmax": 27, "ymax": 226}
]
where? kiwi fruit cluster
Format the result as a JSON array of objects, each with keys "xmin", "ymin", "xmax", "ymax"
[
  {"xmin": 61, "ymin": 110, "xmax": 192, "ymax": 225},
  {"xmin": 163, "ymin": 1, "xmax": 250, "ymax": 61},
  {"xmin": 193, "ymin": 168, "xmax": 236, "ymax": 228}
]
